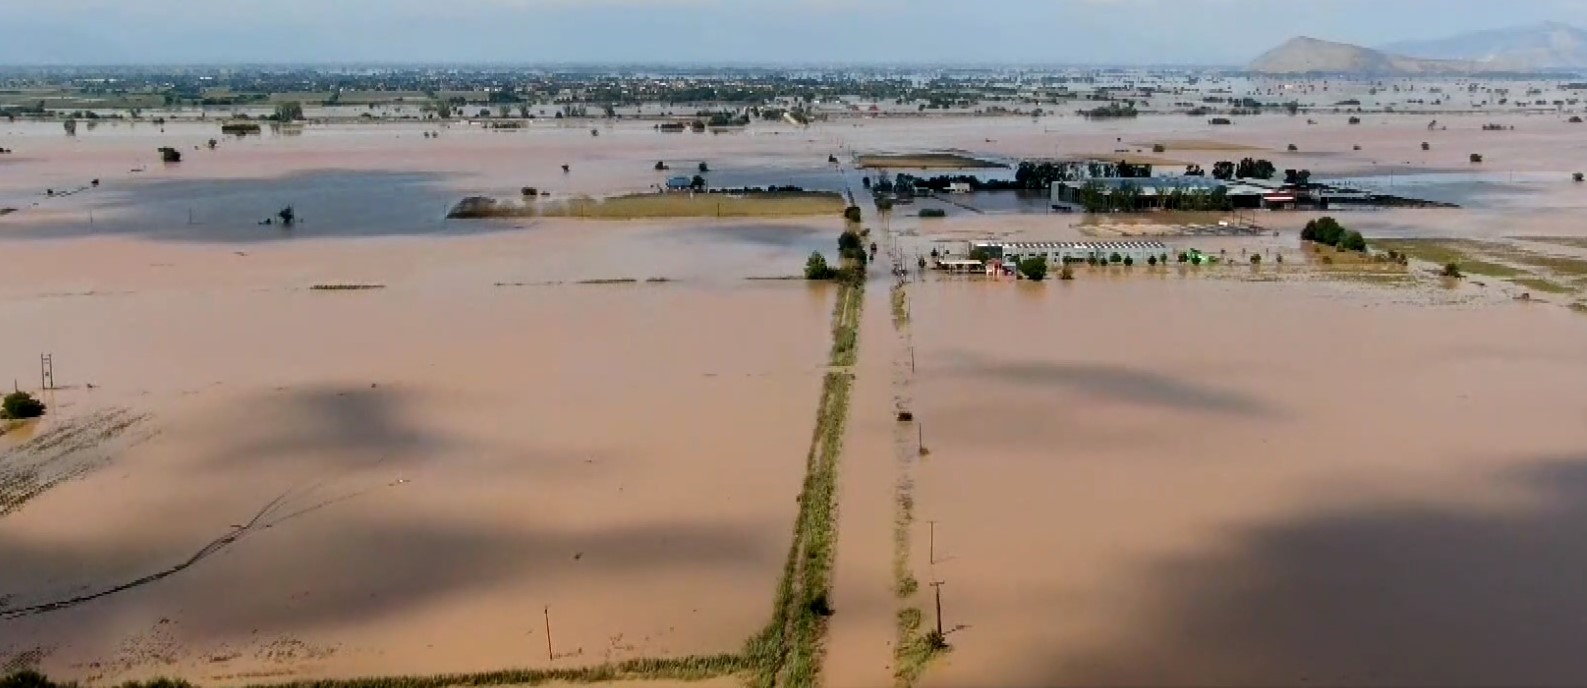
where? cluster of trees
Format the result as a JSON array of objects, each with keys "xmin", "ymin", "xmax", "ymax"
[
  {"xmin": 1301, "ymin": 216, "xmax": 1367, "ymax": 252},
  {"xmin": 270, "ymin": 101, "xmax": 304, "ymax": 122},
  {"xmin": 807, "ymin": 229, "xmax": 870, "ymax": 282},
  {"xmin": 1078, "ymin": 102, "xmax": 1138, "ymax": 119},
  {"xmin": 1283, "ymin": 169, "xmax": 1312, "ymax": 185},
  {"xmin": 1205, "ymin": 158, "xmax": 1276, "ymax": 181}
]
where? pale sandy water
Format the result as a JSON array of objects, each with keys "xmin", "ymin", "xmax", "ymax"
[
  {"xmin": 907, "ymin": 277, "xmax": 1587, "ymax": 687},
  {"xmin": 4, "ymin": 112, "xmax": 1587, "ymax": 686}
]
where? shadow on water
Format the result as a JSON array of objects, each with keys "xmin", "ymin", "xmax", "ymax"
[
  {"xmin": 1032, "ymin": 457, "xmax": 1587, "ymax": 687},
  {"xmin": 8, "ymin": 170, "xmax": 512, "ymax": 242},
  {"xmin": 942, "ymin": 351, "xmax": 1279, "ymax": 419},
  {"xmin": 670, "ymin": 222, "xmax": 832, "ymax": 252}
]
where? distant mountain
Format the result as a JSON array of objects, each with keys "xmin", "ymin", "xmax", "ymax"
[
  {"xmin": 1380, "ymin": 22, "xmax": 1587, "ymax": 70},
  {"xmin": 1250, "ymin": 36, "xmax": 1500, "ymax": 75}
]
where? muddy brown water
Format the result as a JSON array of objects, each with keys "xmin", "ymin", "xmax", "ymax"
[{"xmin": 4, "ymin": 112, "xmax": 1587, "ymax": 685}]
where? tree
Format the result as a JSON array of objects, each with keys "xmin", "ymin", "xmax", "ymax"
[
  {"xmin": 839, "ymin": 231, "xmax": 863, "ymax": 253},
  {"xmin": 1287, "ymin": 144, "xmax": 1298, "ymax": 151},
  {"xmin": 805, "ymin": 252, "xmax": 834, "ymax": 280},
  {"xmin": 1017, "ymin": 256, "xmax": 1048, "ymax": 281},
  {"xmin": 1575, "ymin": 173, "xmax": 1584, "ymax": 183},
  {"xmin": 274, "ymin": 101, "xmax": 304, "ymax": 123},
  {"xmin": 1339, "ymin": 231, "xmax": 1367, "ymax": 252},
  {"xmin": 1, "ymin": 391, "xmax": 46, "ymax": 420},
  {"xmin": 1178, "ymin": 252, "xmax": 1190, "ymax": 263},
  {"xmin": 1443, "ymin": 262, "xmax": 1463, "ymax": 278},
  {"xmin": 63, "ymin": 119, "xmax": 77, "ymax": 136},
  {"xmin": 1147, "ymin": 255, "xmax": 1158, "ymax": 266},
  {"xmin": 1123, "ymin": 255, "xmax": 1134, "ymax": 267},
  {"xmin": 691, "ymin": 175, "xmax": 706, "ymax": 190},
  {"xmin": 1109, "ymin": 252, "xmax": 1123, "ymax": 264},
  {"xmin": 1212, "ymin": 161, "xmax": 1235, "ymax": 180},
  {"xmin": 698, "ymin": 162, "xmax": 709, "ymax": 173},
  {"xmin": 1250, "ymin": 253, "xmax": 1262, "ymax": 265},
  {"xmin": 1470, "ymin": 153, "xmax": 1484, "ymax": 164},
  {"xmin": 1422, "ymin": 142, "xmax": 1431, "ymax": 151},
  {"xmin": 157, "ymin": 147, "xmax": 182, "ymax": 163},
  {"xmin": 655, "ymin": 161, "xmax": 669, "ymax": 171},
  {"xmin": 1348, "ymin": 116, "xmax": 1362, "ymax": 125},
  {"xmin": 844, "ymin": 206, "xmax": 862, "ymax": 223}
]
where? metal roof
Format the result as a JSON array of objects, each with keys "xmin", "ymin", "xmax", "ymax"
[{"xmin": 971, "ymin": 240, "xmax": 1170, "ymax": 250}]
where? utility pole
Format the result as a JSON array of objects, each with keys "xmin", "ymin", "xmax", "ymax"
[
  {"xmin": 40, "ymin": 354, "xmax": 54, "ymax": 391},
  {"xmin": 929, "ymin": 581, "xmax": 946, "ymax": 637},
  {"xmin": 928, "ymin": 519, "xmax": 936, "ymax": 565},
  {"xmin": 544, "ymin": 606, "xmax": 553, "ymax": 661}
]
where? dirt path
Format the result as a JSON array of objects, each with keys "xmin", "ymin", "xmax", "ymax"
[{"xmin": 823, "ymin": 272, "xmax": 903, "ymax": 688}]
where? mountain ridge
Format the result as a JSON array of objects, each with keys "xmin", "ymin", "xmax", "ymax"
[
  {"xmin": 1380, "ymin": 22, "xmax": 1587, "ymax": 70},
  {"xmin": 1249, "ymin": 36, "xmax": 1500, "ymax": 75}
]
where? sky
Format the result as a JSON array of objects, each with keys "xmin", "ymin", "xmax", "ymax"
[{"xmin": 4, "ymin": 0, "xmax": 1587, "ymax": 66}]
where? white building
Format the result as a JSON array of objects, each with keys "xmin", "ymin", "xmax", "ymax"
[{"xmin": 968, "ymin": 240, "xmax": 1172, "ymax": 265}]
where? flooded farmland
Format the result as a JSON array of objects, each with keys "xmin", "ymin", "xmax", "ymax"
[{"xmin": 4, "ymin": 106, "xmax": 1587, "ymax": 688}]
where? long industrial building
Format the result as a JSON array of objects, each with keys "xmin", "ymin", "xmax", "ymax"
[{"xmin": 968, "ymin": 240, "xmax": 1172, "ymax": 264}]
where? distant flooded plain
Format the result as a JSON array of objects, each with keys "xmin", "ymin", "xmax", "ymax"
[{"xmin": 4, "ymin": 112, "xmax": 1587, "ymax": 687}]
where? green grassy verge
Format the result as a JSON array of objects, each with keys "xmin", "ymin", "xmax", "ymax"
[{"xmin": 1510, "ymin": 276, "xmax": 1573, "ymax": 294}]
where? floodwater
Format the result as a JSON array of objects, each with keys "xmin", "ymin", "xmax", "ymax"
[
  {"xmin": 0, "ymin": 231, "xmax": 836, "ymax": 683},
  {"xmin": 5, "ymin": 110, "xmax": 1587, "ymax": 686},
  {"xmin": 906, "ymin": 278, "xmax": 1587, "ymax": 687}
]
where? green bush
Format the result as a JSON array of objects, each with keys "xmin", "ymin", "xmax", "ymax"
[
  {"xmin": 805, "ymin": 252, "xmax": 835, "ymax": 280},
  {"xmin": 1123, "ymin": 255, "xmax": 1134, "ymax": 267},
  {"xmin": 1, "ymin": 391, "xmax": 45, "ymax": 420},
  {"xmin": 843, "ymin": 206, "xmax": 862, "ymax": 222},
  {"xmin": 1443, "ymin": 262, "xmax": 1463, "ymax": 278},
  {"xmin": 1017, "ymin": 256, "xmax": 1048, "ymax": 282}
]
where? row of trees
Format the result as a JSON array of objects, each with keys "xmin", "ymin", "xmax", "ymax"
[
  {"xmin": 1076, "ymin": 181, "xmax": 1232, "ymax": 213},
  {"xmin": 1209, "ymin": 158, "xmax": 1277, "ymax": 181},
  {"xmin": 1301, "ymin": 217, "xmax": 1367, "ymax": 252},
  {"xmin": 806, "ymin": 227, "xmax": 869, "ymax": 281}
]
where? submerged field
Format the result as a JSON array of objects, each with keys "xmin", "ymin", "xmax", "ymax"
[
  {"xmin": 5, "ymin": 108, "xmax": 1587, "ymax": 688},
  {"xmin": 450, "ymin": 192, "xmax": 846, "ymax": 220},
  {"xmin": 0, "ymin": 237, "xmax": 837, "ymax": 683},
  {"xmin": 905, "ymin": 278, "xmax": 1587, "ymax": 687}
]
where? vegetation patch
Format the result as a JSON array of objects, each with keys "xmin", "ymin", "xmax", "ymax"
[
  {"xmin": 1509, "ymin": 276, "xmax": 1573, "ymax": 294},
  {"xmin": 856, "ymin": 153, "xmax": 1001, "ymax": 170},
  {"xmin": 309, "ymin": 284, "xmax": 385, "ymax": 291},
  {"xmin": 1374, "ymin": 239, "xmax": 1528, "ymax": 279}
]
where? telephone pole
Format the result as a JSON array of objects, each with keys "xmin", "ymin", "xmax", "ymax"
[
  {"xmin": 543, "ymin": 606, "xmax": 554, "ymax": 661},
  {"xmin": 40, "ymin": 354, "xmax": 54, "ymax": 391},
  {"xmin": 929, "ymin": 581, "xmax": 946, "ymax": 637}
]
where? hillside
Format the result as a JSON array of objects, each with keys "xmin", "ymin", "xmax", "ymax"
[
  {"xmin": 1250, "ymin": 36, "xmax": 1502, "ymax": 75},
  {"xmin": 1381, "ymin": 22, "xmax": 1587, "ymax": 70}
]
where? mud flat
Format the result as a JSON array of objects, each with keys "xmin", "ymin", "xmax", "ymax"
[{"xmin": 906, "ymin": 278, "xmax": 1587, "ymax": 687}]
